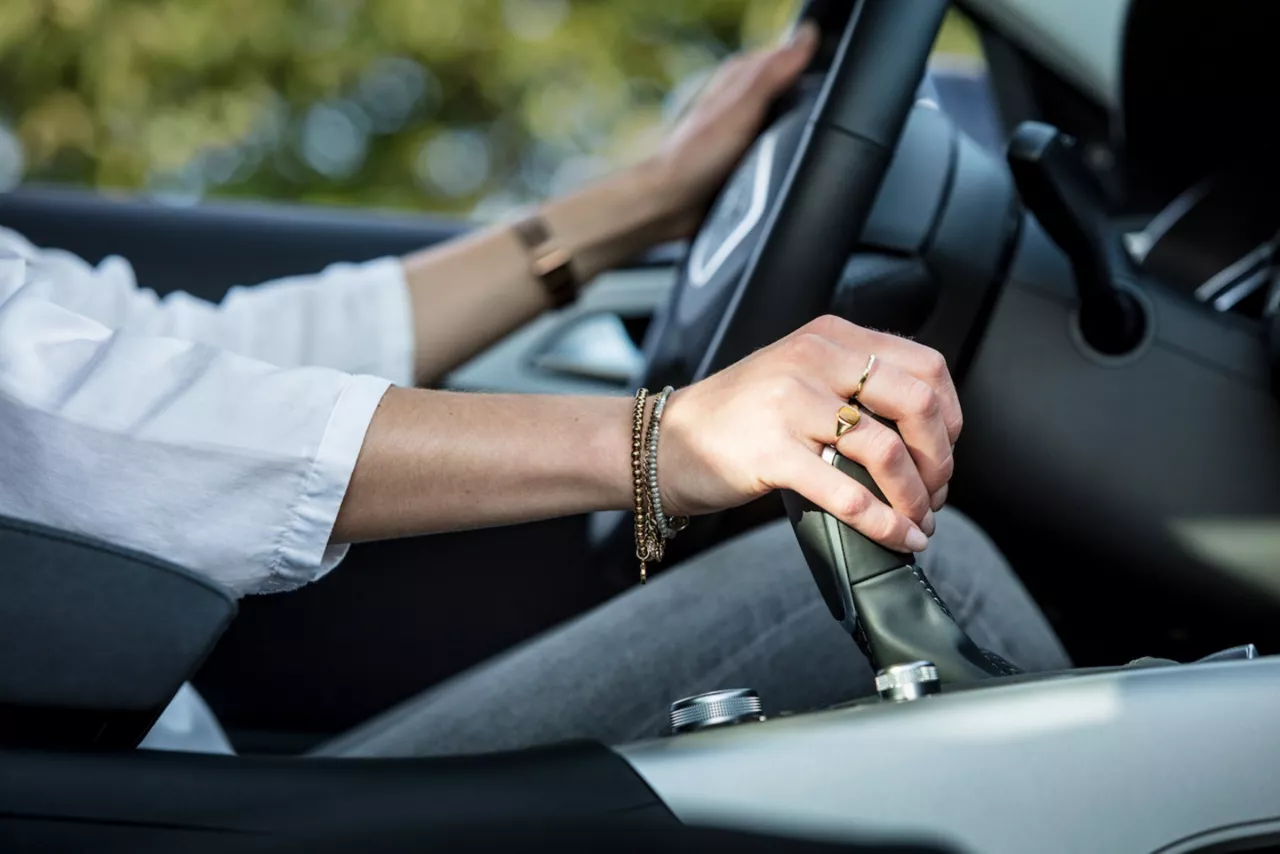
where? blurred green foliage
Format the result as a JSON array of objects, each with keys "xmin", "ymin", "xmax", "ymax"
[{"xmin": 0, "ymin": 0, "xmax": 978, "ymax": 217}]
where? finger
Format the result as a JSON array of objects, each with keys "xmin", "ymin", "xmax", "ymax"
[
  {"xmin": 781, "ymin": 447, "xmax": 929, "ymax": 554},
  {"xmin": 801, "ymin": 316, "xmax": 963, "ymax": 444},
  {"xmin": 779, "ymin": 19, "xmax": 820, "ymax": 61},
  {"xmin": 722, "ymin": 20, "xmax": 817, "ymax": 103},
  {"xmin": 763, "ymin": 18, "xmax": 819, "ymax": 82},
  {"xmin": 930, "ymin": 483, "xmax": 949, "ymax": 512},
  {"xmin": 790, "ymin": 383, "xmax": 933, "ymax": 532},
  {"xmin": 841, "ymin": 361, "xmax": 954, "ymax": 499},
  {"xmin": 786, "ymin": 331, "xmax": 953, "ymax": 498},
  {"xmin": 832, "ymin": 407, "xmax": 935, "ymax": 534},
  {"xmin": 849, "ymin": 330, "xmax": 962, "ymax": 445}
]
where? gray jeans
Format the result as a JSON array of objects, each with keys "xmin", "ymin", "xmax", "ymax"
[{"xmin": 316, "ymin": 508, "xmax": 1070, "ymax": 757}]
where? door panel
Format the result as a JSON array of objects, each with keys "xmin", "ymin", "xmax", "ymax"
[
  {"xmin": 447, "ymin": 267, "xmax": 673, "ymax": 395},
  {"xmin": 0, "ymin": 187, "xmax": 466, "ymax": 301}
]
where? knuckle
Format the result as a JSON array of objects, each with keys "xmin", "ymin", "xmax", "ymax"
[
  {"xmin": 762, "ymin": 373, "xmax": 802, "ymax": 406},
  {"xmin": 920, "ymin": 348, "xmax": 950, "ymax": 383},
  {"xmin": 904, "ymin": 492, "xmax": 932, "ymax": 522},
  {"xmin": 904, "ymin": 379, "xmax": 941, "ymax": 420},
  {"xmin": 948, "ymin": 411, "xmax": 965, "ymax": 441},
  {"xmin": 805, "ymin": 314, "xmax": 844, "ymax": 339},
  {"xmin": 935, "ymin": 453, "xmax": 956, "ymax": 483},
  {"xmin": 838, "ymin": 486, "xmax": 872, "ymax": 519},
  {"xmin": 868, "ymin": 429, "xmax": 907, "ymax": 469},
  {"xmin": 870, "ymin": 513, "xmax": 902, "ymax": 544},
  {"xmin": 787, "ymin": 332, "xmax": 826, "ymax": 364}
]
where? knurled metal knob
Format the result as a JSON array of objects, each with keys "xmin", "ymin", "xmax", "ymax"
[
  {"xmin": 875, "ymin": 661, "xmax": 941, "ymax": 702},
  {"xmin": 669, "ymin": 689, "xmax": 764, "ymax": 734}
]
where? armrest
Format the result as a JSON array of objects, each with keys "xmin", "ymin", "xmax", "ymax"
[{"xmin": 0, "ymin": 514, "xmax": 236, "ymax": 749}]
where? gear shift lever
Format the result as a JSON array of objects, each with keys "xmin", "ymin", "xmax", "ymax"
[{"xmin": 783, "ymin": 453, "xmax": 1019, "ymax": 683}]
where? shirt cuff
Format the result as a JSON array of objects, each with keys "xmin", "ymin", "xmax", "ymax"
[
  {"xmin": 359, "ymin": 257, "xmax": 416, "ymax": 388},
  {"xmin": 259, "ymin": 373, "xmax": 391, "ymax": 593}
]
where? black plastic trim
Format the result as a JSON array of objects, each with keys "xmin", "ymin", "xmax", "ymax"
[{"xmin": 0, "ymin": 741, "xmax": 676, "ymax": 851}]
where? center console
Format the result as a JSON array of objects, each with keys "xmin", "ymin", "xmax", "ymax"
[
  {"xmin": 619, "ymin": 655, "xmax": 1280, "ymax": 854},
  {"xmin": 612, "ymin": 418, "xmax": 1280, "ymax": 854}
]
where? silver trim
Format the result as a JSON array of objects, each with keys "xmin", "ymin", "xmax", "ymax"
[
  {"xmin": 670, "ymin": 689, "xmax": 764, "ymax": 734},
  {"xmin": 1193, "ymin": 241, "xmax": 1273, "ymax": 304},
  {"xmin": 1123, "ymin": 180, "xmax": 1212, "ymax": 265},
  {"xmin": 874, "ymin": 661, "xmax": 940, "ymax": 702},
  {"xmin": 687, "ymin": 131, "xmax": 777, "ymax": 289},
  {"xmin": 529, "ymin": 312, "xmax": 644, "ymax": 383},
  {"xmin": 620, "ymin": 658, "xmax": 1280, "ymax": 854},
  {"xmin": 1211, "ymin": 266, "xmax": 1271, "ymax": 313},
  {"xmin": 446, "ymin": 266, "xmax": 674, "ymax": 396}
]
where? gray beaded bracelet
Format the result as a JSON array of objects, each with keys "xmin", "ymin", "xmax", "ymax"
[{"xmin": 646, "ymin": 386, "xmax": 688, "ymax": 540}]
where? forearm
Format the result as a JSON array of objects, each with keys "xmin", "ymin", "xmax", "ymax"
[
  {"xmin": 332, "ymin": 387, "xmax": 635, "ymax": 542},
  {"xmin": 402, "ymin": 160, "xmax": 675, "ymax": 384}
]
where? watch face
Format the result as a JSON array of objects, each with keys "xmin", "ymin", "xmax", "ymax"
[{"xmin": 686, "ymin": 129, "xmax": 778, "ymax": 289}]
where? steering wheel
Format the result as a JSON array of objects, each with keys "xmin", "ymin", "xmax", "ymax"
[
  {"xmin": 638, "ymin": 0, "xmax": 951, "ymax": 390},
  {"xmin": 635, "ymin": 0, "xmax": 1017, "ymax": 684}
]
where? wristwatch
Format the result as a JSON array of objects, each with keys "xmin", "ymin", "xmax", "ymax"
[{"xmin": 512, "ymin": 213, "xmax": 579, "ymax": 308}]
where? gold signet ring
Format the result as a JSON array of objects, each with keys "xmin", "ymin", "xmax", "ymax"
[{"xmin": 835, "ymin": 403, "xmax": 862, "ymax": 439}]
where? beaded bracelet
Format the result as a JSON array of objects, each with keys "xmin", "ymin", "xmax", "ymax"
[
  {"xmin": 631, "ymin": 388, "xmax": 662, "ymax": 584},
  {"xmin": 645, "ymin": 387, "xmax": 689, "ymax": 541}
]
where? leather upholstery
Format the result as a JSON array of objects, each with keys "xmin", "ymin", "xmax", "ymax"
[
  {"xmin": 850, "ymin": 564, "xmax": 1019, "ymax": 680},
  {"xmin": 0, "ymin": 514, "xmax": 237, "ymax": 749},
  {"xmin": 785, "ymin": 451, "xmax": 1020, "ymax": 682}
]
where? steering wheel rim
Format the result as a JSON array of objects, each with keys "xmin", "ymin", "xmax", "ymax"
[{"xmin": 638, "ymin": 0, "xmax": 951, "ymax": 389}]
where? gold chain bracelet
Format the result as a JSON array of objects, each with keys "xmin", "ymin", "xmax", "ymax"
[{"xmin": 631, "ymin": 387, "xmax": 664, "ymax": 583}]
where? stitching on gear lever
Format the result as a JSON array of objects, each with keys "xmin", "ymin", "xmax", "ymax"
[
  {"xmin": 981, "ymin": 649, "xmax": 1019, "ymax": 676},
  {"xmin": 912, "ymin": 566, "xmax": 954, "ymax": 619},
  {"xmin": 853, "ymin": 616, "xmax": 877, "ymax": 663}
]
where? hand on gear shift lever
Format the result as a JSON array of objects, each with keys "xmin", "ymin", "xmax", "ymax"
[{"xmin": 783, "ymin": 450, "xmax": 1020, "ymax": 684}]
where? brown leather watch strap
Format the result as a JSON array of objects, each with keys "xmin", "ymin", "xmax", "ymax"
[{"xmin": 512, "ymin": 214, "xmax": 578, "ymax": 308}]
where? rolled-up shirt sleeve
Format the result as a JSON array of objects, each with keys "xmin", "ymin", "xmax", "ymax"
[
  {"xmin": 0, "ymin": 255, "xmax": 390, "ymax": 596},
  {"xmin": 0, "ymin": 226, "xmax": 415, "ymax": 387}
]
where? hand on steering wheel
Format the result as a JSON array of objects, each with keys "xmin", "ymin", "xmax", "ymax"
[
  {"xmin": 658, "ymin": 314, "xmax": 961, "ymax": 554},
  {"xmin": 645, "ymin": 21, "xmax": 820, "ymax": 242}
]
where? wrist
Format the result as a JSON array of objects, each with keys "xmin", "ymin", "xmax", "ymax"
[
  {"xmin": 584, "ymin": 394, "xmax": 648, "ymax": 513},
  {"xmin": 539, "ymin": 159, "xmax": 681, "ymax": 282},
  {"xmin": 627, "ymin": 155, "xmax": 690, "ymax": 240}
]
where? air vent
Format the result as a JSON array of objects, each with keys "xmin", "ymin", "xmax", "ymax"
[
  {"xmin": 1193, "ymin": 238, "xmax": 1276, "ymax": 318},
  {"xmin": 1121, "ymin": 175, "xmax": 1280, "ymax": 320}
]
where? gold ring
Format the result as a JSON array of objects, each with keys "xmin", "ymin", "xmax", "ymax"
[
  {"xmin": 835, "ymin": 403, "xmax": 862, "ymax": 440},
  {"xmin": 851, "ymin": 354, "xmax": 877, "ymax": 402}
]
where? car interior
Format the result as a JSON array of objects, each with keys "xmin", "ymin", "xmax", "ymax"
[{"xmin": 2, "ymin": 0, "xmax": 1280, "ymax": 851}]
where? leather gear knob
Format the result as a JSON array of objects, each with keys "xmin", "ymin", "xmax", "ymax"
[{"xmin": 782, "ymin": 451, "xmax": 1019, "ymax": 683}]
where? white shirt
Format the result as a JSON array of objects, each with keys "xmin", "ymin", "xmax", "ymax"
[{"xmin": 0, "ymin": 226, "xmax": 416, "ymax": 596}]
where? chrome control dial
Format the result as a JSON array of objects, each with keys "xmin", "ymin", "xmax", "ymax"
[{"xmin": 669, "ymin": 689, "xmax": 764, "ymax": 734}]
